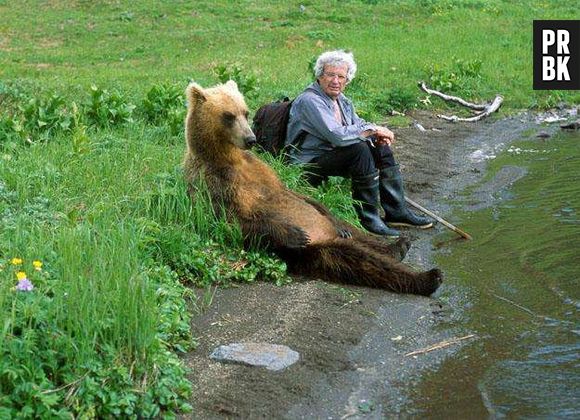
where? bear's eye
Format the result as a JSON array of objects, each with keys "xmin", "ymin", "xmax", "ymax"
[
  {"xmin": 221, "ymin": 112, "xmax": 236, "ymax": 127},
  {"xmin": 243, "ymin": 110, "xmax": 249, "ymax": 120}
]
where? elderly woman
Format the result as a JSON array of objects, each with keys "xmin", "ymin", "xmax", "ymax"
[{"xmin": 285, "ymin": 49, "xmax": 432, "ymax": 237}]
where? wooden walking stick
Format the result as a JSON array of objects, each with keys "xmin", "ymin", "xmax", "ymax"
[{"xmin": 405, "ymin": 197, "xmax": 473, "ymax": 240}]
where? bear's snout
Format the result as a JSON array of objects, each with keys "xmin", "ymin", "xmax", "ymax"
[{"xmin": 244, "ymin": 134, "xmax": 257, "ymax": 149}]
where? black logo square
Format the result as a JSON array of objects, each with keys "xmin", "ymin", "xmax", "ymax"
[{"xmin": 533, "ymin": 20, "xmax": 580, "ymax": 90}]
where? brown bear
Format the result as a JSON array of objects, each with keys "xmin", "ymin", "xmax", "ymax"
[{"xmin": 183, "ymin": 81, "xmax": 442, "ymax": 296}]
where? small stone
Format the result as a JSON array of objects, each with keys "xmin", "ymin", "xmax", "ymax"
[
  {"xmin": 414, "ymin": 122, "xmax": 426, "ymax": 132},
  {"xmin": 560, "ymin": 121, "xmax": 580, "ymax": 130},
  {"xmin": 536, "ymin": 131, "xmax": 550, "ymax": 139},
  {"xmin": 210, "ymin": 343, "xmax": 300, "ymax": 371}
]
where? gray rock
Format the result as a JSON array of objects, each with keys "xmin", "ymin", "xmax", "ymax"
[
  {"xmin": 536, "ymin": 131, "xmax": 551, "ymax": 138},
  {"xmin": 210, "ymin": 343, "xmax": 299, "ymax": 371},
  {"xmin": 560, "ymin": 120, "xmax": 580, "ymax": 130}
]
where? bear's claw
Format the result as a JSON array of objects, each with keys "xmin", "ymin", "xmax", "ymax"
[
  {"xmin": 338, "ymin": 228, "xmax": 352, "ymax": 239},
  {"xmin": 287, "ymin": 226, "xmax": 310, "ymax": 249}
]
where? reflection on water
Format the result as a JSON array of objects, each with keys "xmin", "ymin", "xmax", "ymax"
[{"xmin": 412, "ymin": 131, "xmax": 580, "ymax": 417}]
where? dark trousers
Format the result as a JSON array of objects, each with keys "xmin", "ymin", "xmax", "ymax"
[{"xmin": 305, "ymin": 141, "xmax": 396, "ymax": 185}]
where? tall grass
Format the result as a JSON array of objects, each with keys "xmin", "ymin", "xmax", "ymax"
[
  {"xmin": 51, "ymin": 219, "xmax": 156, "ymax": 362},
  {"xmin": 2, "ymin": 216, "xmax": 156, "ymax": 362},
  {"xmin": 0, "ymin": 124, "xmax": 195, "ymax": 416}
]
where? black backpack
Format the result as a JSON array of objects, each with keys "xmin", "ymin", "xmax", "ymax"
[{"xmin": 252, "ymin": 97, "xmax": 294, "ymax": 156}]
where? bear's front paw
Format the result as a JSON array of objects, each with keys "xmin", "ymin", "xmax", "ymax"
[{"xmin": 287, "ymin": 226, "xmax": 310, "ymax": 249}]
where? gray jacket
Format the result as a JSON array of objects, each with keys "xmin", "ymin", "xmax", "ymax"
[{"xmin": 285, "ymin": 81, "xmax": 376, "ymax": 164}]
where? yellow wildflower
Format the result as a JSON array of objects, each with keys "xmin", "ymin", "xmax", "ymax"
[
  {"xmin": 11, "ymin": 258, "xmax": 23, "ymax": 265},
  {"xmin": 16, "ymin": 271, "xmax": 27, "ymax": 280},
  {"xmin": 33, "ymin": 260, "xmax": 43, "ymax": 271}
]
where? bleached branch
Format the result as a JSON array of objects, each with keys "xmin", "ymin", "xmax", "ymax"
[{"xmin": 418, "ymin": 81, "xmax": 503, "ymax": 122}]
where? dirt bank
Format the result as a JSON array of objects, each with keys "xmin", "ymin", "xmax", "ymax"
[{"xmin": 181, "ymin": 110, "xmax": 541, "ymax": 418}]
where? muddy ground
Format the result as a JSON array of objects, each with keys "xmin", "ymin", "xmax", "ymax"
[{"xmin": 181, "ymin": 110, "xmax": 548, "ymax": 419}]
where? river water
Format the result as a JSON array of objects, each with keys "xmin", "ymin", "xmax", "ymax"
[{"xmin": 411, "ymin": 127, "xmax": 580, "ymax": 417}]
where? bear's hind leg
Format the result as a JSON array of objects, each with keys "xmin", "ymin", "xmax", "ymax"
[{"xmin": 302, "ymin": 242, "xmax": 442, "ymax": 296}]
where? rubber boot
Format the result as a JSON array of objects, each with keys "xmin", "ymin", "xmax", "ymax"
[
  {"xmin": 352, "ymin": 172, "xmax": 401, "ymax": 237},
  {"xmin": 379, "ymin": 165, "xmax": 433, "ymax": 229}
]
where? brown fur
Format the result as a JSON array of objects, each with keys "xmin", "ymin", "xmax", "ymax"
[{"xmin": 183, "ymin": 81, "xmax": 442, "ymax": 296}]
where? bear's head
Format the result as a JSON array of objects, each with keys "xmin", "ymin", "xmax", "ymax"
[{"xmin": 185, "ymin": 80, "xmax": 257, "ymax": 152}]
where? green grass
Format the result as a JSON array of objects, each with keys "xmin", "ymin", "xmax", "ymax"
[
  {"xmin": 2, "ymin": 1, "xmax": 579, "ymax": 110},
  {"xmin": 1, "ymin": 0, "xmax": 579, "ymax": 417}
]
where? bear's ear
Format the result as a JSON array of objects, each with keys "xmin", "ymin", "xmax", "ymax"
[
  {"xmin": 186, "ymin": 82, "xmax": 207, "ymax": 107},
  {"xmin": 225, "ymin": 79, "xmax": 239, "ymax": 91}
]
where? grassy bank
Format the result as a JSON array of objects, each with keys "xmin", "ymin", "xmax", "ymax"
[{"xmin": 1, "ymin": 0, "xmax": 578, "ymax": 417}]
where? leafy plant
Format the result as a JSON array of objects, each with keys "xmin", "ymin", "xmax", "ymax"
[
  {"xmin": 0, "ymin": 115, "xmax": 25, "ymax": 148},
  {"xmin": 528, "ymin": 91, "xmax": 567, "ymax": 110},
  {"xmin": 371, "ymin": 87, "xmax": 418, "ymax": 115},
  {"xmin": 347, "ymin": 71, "xmax": 371, "ymax": 94},
  {"xmin": 19, "ymin": 94, "xmax": 74, "ymax": 140},
  {"xmin": 83, "ymin": 85, "xmax": 136, "ymax": 127},
  {"xmin": 141, "ymin": 84, "xmax": 185, "ymax": 136},
  {"xmin": 0, "ymin": 80, "xmax": 27, "ymax": 109},
  {"xmin": 119, "ymin": 11, "xmax": 135, "ymax": 22},
  {"xmin": 425, "ymin": 57, "xmax": 483, "ymax": 95},
  {"xmin": 151, "ymin": 265, "xmax": 194, "ymax": 353},
  {"xmin": 213, "ymin": 63, "xmax": 259, "ymax": 98},
  {"xmin": 151, "ymin": 227, "xmax": 289, "ymax": 287},
  {"xmin": 306, "ymin": 30, "xmax": 335, "ymax": 40}
]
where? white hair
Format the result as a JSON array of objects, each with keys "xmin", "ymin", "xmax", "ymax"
[{"xmin": 313, "ymin": 50, "xmax": 357, "ymax": 82}]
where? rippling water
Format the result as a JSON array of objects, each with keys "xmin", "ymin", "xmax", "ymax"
[{"xmin": 412, "ymin": 130, "xmax": 580, "ymax": 417}]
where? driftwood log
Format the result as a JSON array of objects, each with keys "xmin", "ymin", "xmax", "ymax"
[{"xmin": 419, "ymin": 81, "xmax": 503, "ymax": 122}]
